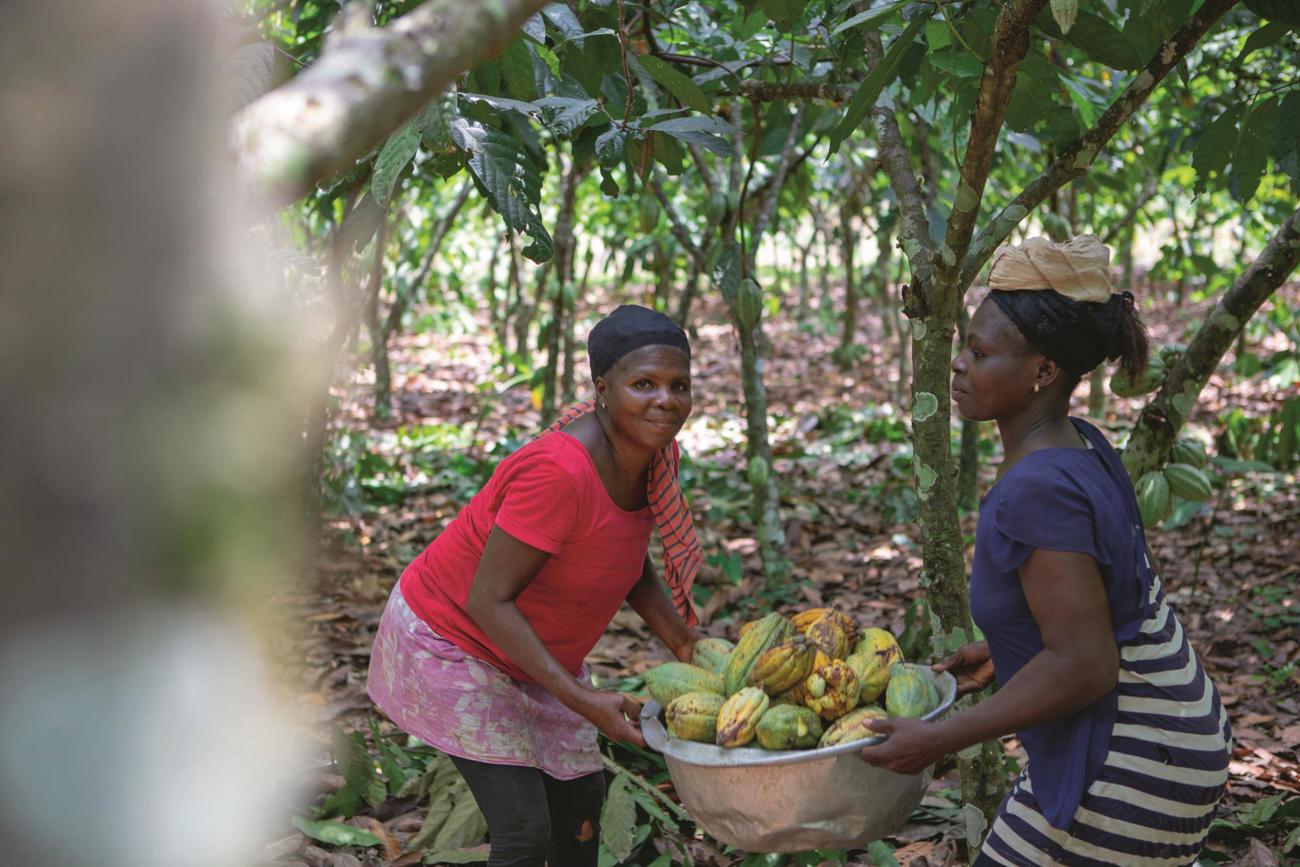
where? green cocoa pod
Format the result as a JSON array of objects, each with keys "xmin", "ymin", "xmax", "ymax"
[
  {"xmin": 1171, "ymin": 437, "xmax": 1208, "ymax": 469},
  {"xmin": 755, "ymin": 704, "xmax": 823, "ymax": 750},
  {"xmin": 1163, "ymin": 463, "xmax": 1213, "ymax": 502},
  {"xmin": 704, "ymin": 190, "xmax": 728, "ymax": 224},
  {"xmin": 747, "ymin": 456, "xmax": 770, "ymax": 489},
  {"xmin": 1136, "ymin": 470, "xmax": 1173, "ymax": 527},
  {"xmin": 1110, "ymin": 355, "xmax": 1165, "ymax": 398},
  {"xmin": 643, "ymin": 662, "xmax": 723, "ymax": 706},
  {"xmin": 885, "ymin": 669, "xmax": 938, "ymax": 718},
  {"xmin": 736, "ymin": 277, "xmax": 763, "ymax": 330},
  {"xmin": 638, "ymin": 192, "xmax": 659, "ymax": 233},
  {"xmin": 691, "ymin": 637, "xmax": 735, "ymax": 675},
  {"xmin": 723, "ymin": 612, "xmax": 794, "ymax": 695},
  {"xmin": 818, "ymin": 705, "xmax": 887, "ymax": 747},
  {"xmin": 665, "ymin": 691, "xmax": 726, "ymax": 743}
]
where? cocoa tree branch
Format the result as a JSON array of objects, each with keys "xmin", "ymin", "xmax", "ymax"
[
  {"xmin": 736, "ymin": 81, "xmax": 855, "ymax": 102},
  {"xmin": 686, "ymin": 142, "xmax": 722, "ymax": 199},
  {"xmin": 231, "ymin": 0, "xmax": 549, "ymax": 206},
  {"xmin": 751, "ymin": 106, "xmax": 805, "ymax": 246},
  {"xmin": 864, "ymin": 31, "xmax": 934, "ymax": 292},
  {"xmin": 960, "ymin": 0, "xmax": 1239, "ymax": 289},
  {"xmin": 940, "ymin": 0, "xmax": 1048, "ymax": 287},
  {"xmin": 649, "ymin": 174, "xmax": 708, "ymax": 271},
  {"xmin": 1124, "ymin": 205, "xmax": 1300, "ymax": 479},
  {"xmin": 384, "ymin": 177, "xmax": 473, "ymax": 336}
]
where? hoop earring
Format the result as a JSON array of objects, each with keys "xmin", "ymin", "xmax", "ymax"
[
  {"xmin": 597, "ymin": 397, "xmax": 607, "ymax": 411},
  {"xmin": 1033, "ymin": 383, "xmax": 1040, "ymax": 393}
]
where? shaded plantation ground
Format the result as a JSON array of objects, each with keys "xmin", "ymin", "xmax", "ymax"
[{"xmin": 261, "ymin": 283, "xmax": 1299, "ymax": 867}]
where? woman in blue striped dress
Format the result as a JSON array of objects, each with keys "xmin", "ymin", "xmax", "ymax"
[{"xmin": 859, "ymin": 236, "xmax": 1231, "ymax": 866}]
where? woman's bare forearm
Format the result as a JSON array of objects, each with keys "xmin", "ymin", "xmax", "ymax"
[
  {"xmin": 931, "ymin": 647, "xmax": 1117, "ymax": 754},
  {"xmin": 626, "ymin": 557, "xmax": 697, "ymax": 660}
]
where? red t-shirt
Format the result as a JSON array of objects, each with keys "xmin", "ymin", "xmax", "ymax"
[{"xmin": 399, "ymin": 431, "xmax": 657, "ymax": 682}]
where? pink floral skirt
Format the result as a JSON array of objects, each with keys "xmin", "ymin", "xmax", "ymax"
[{"xmin": 366, "ymin": 582, "xmax": 602, "ymax": 780}]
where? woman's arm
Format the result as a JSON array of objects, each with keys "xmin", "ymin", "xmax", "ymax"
[
  {"xmin": 860, "ymin": 548, "xmax": 1120, "ymax": 774},
  {"xmin": 626, "ymin": 555, "xmax": 704, "ymax": 663},
  {"xmin": 465, "ymin": 525, "xmax": 644, "ymax": 745}
]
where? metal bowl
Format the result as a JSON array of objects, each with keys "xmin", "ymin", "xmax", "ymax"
[{"xmin": 641, "ymin": 669, "xmax": 957, "ymax": 853}]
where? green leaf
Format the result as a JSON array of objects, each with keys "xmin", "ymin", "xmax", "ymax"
[
  {"xmin": 829, "ymin": 12, "xmax": 930, "ymax": 154},
  {"xmin": 867, "ymin": 840, "xmax": 900, "ymax": 866},
  {"xmin": 760, "ymin": 0, "xmax": 808, "ymax": 32},
  {"xmin": 1244, "ymin": 0, "xmax": 1300, "ymax": 26},
  {"xmin": 371, "ymin": 121, "xmax": 419, "ymax": 205},
  {"xmin": 926, "ymin": 19, "xmax": 952, "ymax": 50},
  {"xmin": 1061, "ymin": 12, "xmax": 1147, "ymax": 70},
  {"xmin": 596, "ymin": 127, "xmax": 626, "ymax": 167},
  {"xmin": 1230, "ymin": 96, "xmax": 1278, "ymax": 203},
  {"xmin": 637, "ymin": 55, "xmax": 710, "ymax": 114},
  {"xmin": 451, "ymin": 118, "xmax": 554, "ymax": 262},
  {"xmin": 831, "ymin": 0, "xmax": 909, "ymax": 36},
  {"xmin": 1192, "ymin": 105, "xmax": 1244, "ymax": 191},
  {"xmin": 928, "ymin": 49, "xmax": 983, "ymax": 78},
  {"xmin": 600, "ymin": 773, "xmax": 638, "ymax": 862},
  {"xmin": 415, "ymin": 93, "xmax": 457, "ymax": 152},
  {"xmin": 1050, "ymin": 0, "xmax": 1078, "ymax": 34},
  {"xmin": 421, "ymin": 846, "xmax": 489, "ymax": 864},
  {"xmin": 1062, "ymin": 77, "xmax": 1099, "ymax": 127},
  {"xmin": 532, "ymin": 95, "xmax": 600, "ymax": 136},
  {"xmin": 501, "ymin": 38, "xmax": 536, "ymax": 101},
  {"xmin": 431, "ymin": 785, "xmax": 488, "ymax": 850},
  {"xmin": 290, "ymin": 817, "xmax": 381, "ymax": 848},
  {"xmin": 459, "ymin": 92, "xmax": 541, "ymax": 118},
  {"xmin": 541, "ymin": 2, "xmax": 584, "ymax": 39},
  {"xmin": 1233, "ymin": 21, "xmax": 1290, "ymax": 67},
  {"xmin": 646, "ymin": 116, "xmax": 737, "ymax": 156},
  {"xmin": 1274, "ymin": 91, "xmax": 1300, "ymax": 185}
]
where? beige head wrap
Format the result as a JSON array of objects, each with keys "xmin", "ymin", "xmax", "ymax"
[{"xmin": 986, "ymin": 235, "xmax": 1113, "ymax": 303}]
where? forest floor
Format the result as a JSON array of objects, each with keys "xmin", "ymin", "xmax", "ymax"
[{"xmin": 259, "ymin": 280, "xmax": 1300, "ymax": 867}]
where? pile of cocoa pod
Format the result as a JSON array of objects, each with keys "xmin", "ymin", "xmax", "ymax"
[{"xmin": 643, "ymin": 608, "xmax": 940, "ymax": 751}]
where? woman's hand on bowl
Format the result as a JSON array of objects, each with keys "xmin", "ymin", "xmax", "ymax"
[
  {"xmin": 933, "ymin": 640, "xmax": 995, "ymax": 697},
  {"xmin": 582, "ymin": 689, "xmax": 645, "ymax": 747},
  {"xmin": 858, "ymin": 717, "xmax": 945, "ymax": 775}
]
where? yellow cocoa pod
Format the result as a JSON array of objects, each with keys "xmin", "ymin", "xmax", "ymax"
[
  {"xmin": 723, "ymin": 612, "xmax": 794, "ymax": 695},
  {"xmin": 665, "ymin": 691, "xmax": 726, "ymax": 743},
  {"xmin": 804, "ymin": 659, "xmax": 861, "ymax": 721},
  {"xmin": 845, "ymin": 651, "xmax": 891, "ymax": 704},
  {"xmin": 806, "ymin": 611, "xmax": 855, "ymax": 660},
  {"xmin": 747, "ymin": 635, "xmax": 817, "ymax": 695},
  {"xmin": 691, "ymin": 637, "xmax": 735, "ymax": 675},
  {"xmin": 791, "ymin": 607, "xmax": 832, "ymax": 634},
  {"xmin": 642, "ymin": 662, "xmax": 723, "ymax": 706},
  {"xmin": 715, "ymin": 687, "xmax": 770, "ymax": 748},
  {"xmin": 755, "ymin": 704, "xmax": 823, "ymax": 750},
  {"xmin": 852, "ymin": 627, "xmax": 903, "ymax": 668},
  {"xmin": 818, "ymin": 704, "xmax": 887, "ymax": 748}
]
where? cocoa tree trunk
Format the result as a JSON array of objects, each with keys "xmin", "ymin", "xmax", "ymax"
[
  {"xmin": 540, "ymin": 157, "xmax": 585, "ymax": 423},
  {"xmin": 1124, "ymin": 207, "xmax": 1300, "ymax": 478},
  {"xmin": 837, "ymin": 204, "xmax": 858, "ymax": 370}
]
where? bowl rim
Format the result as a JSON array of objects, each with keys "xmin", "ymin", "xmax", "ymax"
[{"xmin": 642, "ymin": 668, "xmax": 957, "ymax": 768}]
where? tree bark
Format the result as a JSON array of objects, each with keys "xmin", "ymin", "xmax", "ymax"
[
  {"xmin": 365, "ymin": 216, "xmax": 393, "ymax": 418},
  {"xmin": 865, "ymin": 0, "xmax": 1051, "ymax": 823},
  {"xmin": 838, "ymin": 204, "xmax": 859, "ymax": 369},
  {"xmin": 1124, "ymin": 207, "xmax": 1300, "ymax": 479},
  {"xmin": 541, "ymin": 157, "xmax": 585, "ymax": 423},
  {"xmin": 231, "ymin": 0, "xmax": 550, "ymax": 205}
]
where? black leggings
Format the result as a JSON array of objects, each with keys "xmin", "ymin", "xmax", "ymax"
[{"xmin": 449, "ymin": 755, "xmax": 604, "ymax": 867}]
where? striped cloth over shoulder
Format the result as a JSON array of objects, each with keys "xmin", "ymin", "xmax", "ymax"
[
  {"xmin": 981, "ymin": 570, "xmax": 1232, "ymax": 867},
  {"xmin": 544, "ymin": 401, "xmax": 702, "ymax": 625}
]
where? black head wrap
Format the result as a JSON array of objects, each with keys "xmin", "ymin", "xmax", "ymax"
[
  {"xmin": 587, "ymin": 304, "xmax": 691, "ymax": 381},
  {"xmin": 989, "ymin": 289, "xmax": 1135, "ymax": 378}
]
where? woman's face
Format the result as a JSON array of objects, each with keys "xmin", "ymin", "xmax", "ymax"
[
  {"xmin": 950, "ymin": 298, "xmax": 1041, "ymax": 422},
  {"xmin": 596, "ymin": 344, "xmax": 692, "ymax": 451}
]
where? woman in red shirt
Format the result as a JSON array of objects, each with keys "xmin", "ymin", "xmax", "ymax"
[{"xmin": 368, "ymin": 305, "xmax": 704, "ymax": 866}]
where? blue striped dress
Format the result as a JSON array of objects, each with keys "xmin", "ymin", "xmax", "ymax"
[{"xmin": 970, "ymin": 419, "xmax": 1231, "ymax": 866}]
